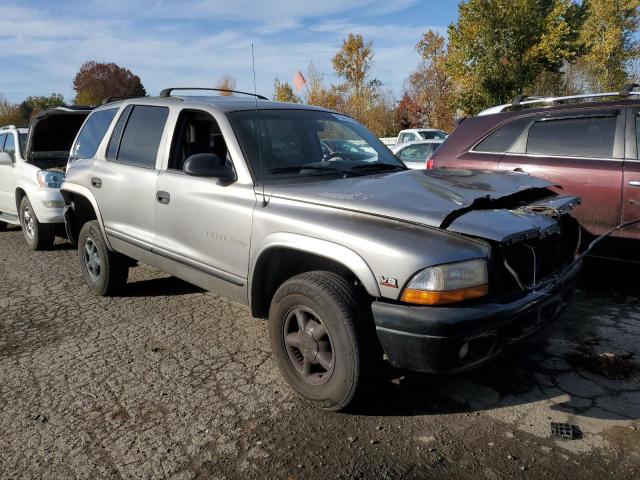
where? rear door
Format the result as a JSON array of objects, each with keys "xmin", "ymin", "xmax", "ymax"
[
  {"xmin": 91, "ymin": 104, "xmax": 170, "ymax": 246},
  {"xmin": 621, "ymin": 107, "xmax": 640, "ymax": 239},
  {"xmin": 498, "ymin": 109, "xmax": 624, "ymax": 237}
]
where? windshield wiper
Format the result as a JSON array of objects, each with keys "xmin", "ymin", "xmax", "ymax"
[
  {"xmin": 267, "ymin": 164, "xmax": 360, "ymax": 176},
  {"xmin": 348, "ymin": 163, "xmax": 407, "ymax": 173}
]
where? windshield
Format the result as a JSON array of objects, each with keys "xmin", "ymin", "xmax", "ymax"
[
  {"xmin": 19, "ymin": 133, "xmax": 27, "ymax": 156},
  {"xmin": 419, "ymin": 130, "xmax": 447, "ymax": 140},
  {"xmin": 229, "ymin": 109, "xmax": 404, "ymax": 183}
]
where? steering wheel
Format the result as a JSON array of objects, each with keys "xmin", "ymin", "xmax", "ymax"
[{"xmin": 323, "ymin": 152, "xmax": 346, "ymax": 162}]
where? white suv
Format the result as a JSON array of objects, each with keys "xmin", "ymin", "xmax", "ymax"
[{"xmin": 0, "ymin": 107, "xmax": 92, "ymax": 249}]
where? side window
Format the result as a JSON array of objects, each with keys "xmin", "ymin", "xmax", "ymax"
[
  {"xmin": 109, "ymin": 106, "xmax": 169, "ymax": 168},
  {"xmin": 399, "ymin": 133, "xmax": 408, "ymax": 143},
  {"xmin": 106, "ymin": 105, "xmax": 132, "ymax": 160},
  {"xmin": 169, "ymin": 109, "xmax": 230, "ymax": 171},
  {"xmin": 526, "ymin": 115, "xmax": 617, "ymax": 158},
  {"xmin": 3, "ymin": 134, "xmax": 15, "ymax": 161},
  {"xmin": 71, "ymin": 108, "xmax": 118, "ymax": 160},
  {"xmin": 0, "ymin": 134, "xmax": 6, "ymax": 152},
  {"xmin": 399, "ymin": 143, "xmax": 433, "ymax": 161},
  {"xmin": 474, "ymin": 116, "xmax": 532, "ymax": 153}
]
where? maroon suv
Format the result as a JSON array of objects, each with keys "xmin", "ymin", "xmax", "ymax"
[{"xmin": 431, "ymin": 88, "xmax": 640, "ymax": 258}]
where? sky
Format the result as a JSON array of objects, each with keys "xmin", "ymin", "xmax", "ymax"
[{"xmin": 0, "ymin": 0, "xmax": 460, "ymax": 103}]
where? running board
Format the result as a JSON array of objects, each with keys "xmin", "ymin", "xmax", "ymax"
[{"xmin": 0, "ymin": 212, "xmax": 20, "ymax": 225}]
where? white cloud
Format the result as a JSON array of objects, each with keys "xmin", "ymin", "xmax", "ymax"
[{"xmin": 0, "ymin": 1, "xmax": 442, "ymax": 103}]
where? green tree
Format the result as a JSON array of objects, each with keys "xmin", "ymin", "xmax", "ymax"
[
  {"xmin": 18, "ymin": 93, "xmax": 65, "ymax": 121},
  {"xmin": 332, "ymin": 33, "xmax": 374, "ymax": 98},
  {"xmin": 576, "ymin": 0, "xmax": 640, "ymax": 91},
  {"xmin": 407, "ymin": 30, "xmax": 456, "ymax": 131},
  {"xmin": 73, "ymin": 61, "xmax": 146, "ymax": 105},
  {"xmin": 215, "ymin": 74, "xmax": 237, "ymax": 95},
  {"xmin": 0, "ymin": 95, "xmax": 23, "ymax": 126},
  {"xmin": 273, "ymin": 78, "xmax": 301, "ymax": 103},
  {"xmin": 446, "ymin": 0, "xmax": 584, "ymax": 114}
]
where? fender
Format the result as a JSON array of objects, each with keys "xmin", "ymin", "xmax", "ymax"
[
  {"xmin": 250, "ymin": 232, "xmax": 381, "ymax": 298},
  {"xmin": 60, "ymin": 183, "xmax": 113, "ymax": 250}
]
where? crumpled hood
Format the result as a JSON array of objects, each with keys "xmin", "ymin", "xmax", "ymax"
[{"xmin": 269, "ymin": 168, "xmax": 579, "ymax": 243}]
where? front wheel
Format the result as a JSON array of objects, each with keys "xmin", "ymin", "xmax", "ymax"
[
  {"xmin": 268, "ymin": 271, "xmax": 374, "ymax": 411},
  {"xmin": 19, "ymin": 196, "xmax": 54, "ymax": 250},
  {"xmin": 0, "ymin": 221, "xmax": 6, "ymax": 231},
  {"xmin": 78, "ymin": 220, "xmax": 129, "ymax": 296}
]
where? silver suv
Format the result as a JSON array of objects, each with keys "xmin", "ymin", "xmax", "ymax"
[{"xmin": 62, "ymin": 88, "xmax": 583, "ymax": 410}]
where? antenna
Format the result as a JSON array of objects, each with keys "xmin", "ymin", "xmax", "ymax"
[{"xmin": 252, "ymin": 43, "xmax": 267, "ymax": 207}]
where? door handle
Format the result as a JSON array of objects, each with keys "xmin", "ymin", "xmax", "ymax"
[
  {"xmin": 156, "ymin": 191, "xmax": 170, "ymax": 205},
  {"xmin": 91, "ymin": 177, "xmax": 102, "ymax": 188},
  {"xmin": 629, "ymin": 180, "xmax": 640, "ymax": 187}
]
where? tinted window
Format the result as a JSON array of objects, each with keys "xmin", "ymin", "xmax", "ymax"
[
  {"xmin": 71, "ymin": 108, "xmax": 117, "ymax": 160},
  {"xmin": 526, "ymin": 115, "xmax": 617, "ymax": 158},
  {"xmin": 4, "ymin": 134, "xmax": 15, "ymax": 160},
  {"xmin": 419, "ymin": 130, "xmax": 447, "ymax": 140},
  {"xmin": 113, "ymin": 106, "xmax": 168, "ymax": 168},
  {"xmin": 474, "ymin": 116, "xmax": 532, "ymax": 153},
  {"xmin": 106, "ymin": 106, "xmax": 132, "ymax": 160},
  {"xmin": 0, "ymin": 134, "xmax": 6, "ymax": 151}
]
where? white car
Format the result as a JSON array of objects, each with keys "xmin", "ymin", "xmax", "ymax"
[
  {"xmin": 391, "ymin": 140, "xmax": 443, "ymax": 169},
  {"xmin": 395, "ymin": 128, "xmax": 447, "ymax": 146},
  {"xmin": 0, "ymin": 107, "xmax": 92, "ymax": 249}
]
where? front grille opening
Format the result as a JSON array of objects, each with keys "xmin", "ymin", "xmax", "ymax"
[{"xmin": 490, "ymin": 214, "xmax": 580, "ymax": 296}]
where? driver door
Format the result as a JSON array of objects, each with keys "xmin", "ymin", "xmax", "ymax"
[{"xmin": 153, "ymin": 108, "xmax": 255, "ymax": 300}]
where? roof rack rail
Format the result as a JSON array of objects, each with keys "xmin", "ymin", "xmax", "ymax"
[
  {"xmin": 478, "ymin": 83, "xmax": 640, "ymax": 116},
  {"xmin": 158, "ymin": 87, "xmax": 268, "ymax": 101},
  {"xmin": 101, "ymin": 96, "xmax": 144, "ymax": 105}
]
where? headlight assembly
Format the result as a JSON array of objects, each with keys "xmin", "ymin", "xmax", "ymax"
[
  {"xmin": 37, "ymin": 170, "xmax": 64, "ymax": 188},
  {"xmin": 400, "ymin": 259, "xmax": 488, "ymax": 305}
]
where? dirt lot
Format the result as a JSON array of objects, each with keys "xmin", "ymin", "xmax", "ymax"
[{"xmin": 1, "ymin": 226, "xmax": 639, "ymax": 479}]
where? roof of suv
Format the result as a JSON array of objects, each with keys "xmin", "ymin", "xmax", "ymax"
[{"xmin": 99, "ymin": 94, "xmax": 334, "ymax": 114}]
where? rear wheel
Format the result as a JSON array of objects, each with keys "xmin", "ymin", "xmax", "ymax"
[
  {"xmin": 78, "ymin": 220, "xmax": 129, "ymax": 296},
  {"xmin": 19, "ymin": 196, "xmax": 54, "ymax": 250},
  {"xmin": 268, "ymin": 271, "xmax": 375, "ymax": 411},
  {"xmin": 0, "ymin": 221, "xmax": 6, "ymax": 231}
]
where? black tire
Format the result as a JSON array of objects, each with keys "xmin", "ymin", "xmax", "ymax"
[
  {"xmin": 19, "ymin": 196, "xmax": 55, "ymax": 250},
  {"xmin": 268, "ymin": 271, "xmax": 375, "ymax": 411},
  {"xmin": 78, "ymin": 220, "xmax": 129, "ymax": 296},
  {"xmin": 0, "ymin": 221, "xmax": 6, "ymax": 232}
]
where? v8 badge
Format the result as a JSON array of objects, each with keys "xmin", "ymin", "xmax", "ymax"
[{"xmin": 379, "ymin": 276, "xmax": 398, "ymax": 288}]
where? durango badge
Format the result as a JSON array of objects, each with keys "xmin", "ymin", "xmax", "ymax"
[{"xmin": 379, "ymin": 276, "xmax": 399, "ymax": 288}]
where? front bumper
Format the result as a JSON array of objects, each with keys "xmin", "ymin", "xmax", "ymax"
[
  {"xmin": 372, "ymin": 260, "xmax": 581, "ymax": 373},
  {"xmin": 25, "ymin": 188, "xmax": 65, "ymax": 224}
]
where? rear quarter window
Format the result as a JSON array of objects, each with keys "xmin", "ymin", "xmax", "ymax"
[
  {"xmin": 71, "ymin": 108, "xmax": 118, "ymax": 160},
  {"xmin": 473, "ymin": 116, "xmax": 532, "ymax": 153}
]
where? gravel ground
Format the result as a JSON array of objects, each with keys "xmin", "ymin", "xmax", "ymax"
[{"xmin": 0, "ymin": 226, "xmax": 639, "ymax": 479}]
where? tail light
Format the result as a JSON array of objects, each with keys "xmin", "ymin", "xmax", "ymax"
[{"xmin": 426, "ymin": 157, "xmax": 434, "ymax": 169}]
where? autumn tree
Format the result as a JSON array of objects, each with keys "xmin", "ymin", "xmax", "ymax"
[
  {"xmin": 19, "ymin": 93, "xmax": 65, "ymax": 121},
  {"xmin": 73, "ymin": 61, "xmax": 146, "ymax": 105},
  {"xmin": 575, "ymin": 0, "xmax": 640, "ymax": 91},
  {"xmin": 273, "ymin": 78, "xmax": 301, "ymax": 103},
  {"xmin": 394, "ymin": 92, "xmax": 420, "ymax": 130},
  {"xmin": 215, "ymin": 74, "xmax": 237, "ymax": 95},
  {"xmin": 0, "ymin": 95, "xmax": 23, "ymax": 126},
  {"xmin": 446, "ymin": 0, "xmax": 585, "ymax": 114},
  {"xmin": 407, "ymin": 30, "xmax": 456, "ymax": 131}
]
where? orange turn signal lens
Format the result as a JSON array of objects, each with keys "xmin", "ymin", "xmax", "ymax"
[{"xmin": 400, "ymin": 284, "xmax": 488, "ymax": 305}]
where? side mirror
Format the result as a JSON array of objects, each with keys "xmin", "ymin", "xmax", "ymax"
[
  {"xmin": 0, "ymin": 152, "xmax": 12, "ymax": 166},
  {"xmin": 183, "ymin": 153, "xmax": 236, "ymax": 181}
]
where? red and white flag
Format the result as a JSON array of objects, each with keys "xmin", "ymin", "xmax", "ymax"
[{"xmin": 293, "ymin": 70, "xmax": 306, "ymax": 92}]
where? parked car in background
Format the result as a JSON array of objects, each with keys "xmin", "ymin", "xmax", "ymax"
[
  {"xmin": 395, "ymin": 128, "xmax": 448, "ymax": 146},
  {"xmin": 391, "ymin": 140, "xmax": 443, "ymax": 169},
  {"xmin": 430, "ymin": 85, "xmax": 640, "ymax": 260},
  {"xmin": 0, "ymin": 106, "xmax": 92, "ymax": 249},
  {"xmin": 62, "ymin": 88, "xmax": 582, "ymax": 411}
]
